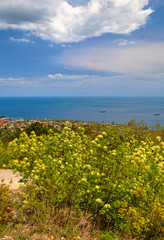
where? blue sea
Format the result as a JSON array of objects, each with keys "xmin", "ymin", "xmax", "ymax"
[{"xmin": 0, "ymin": 97, "xmax": 164, "ymax": 126}]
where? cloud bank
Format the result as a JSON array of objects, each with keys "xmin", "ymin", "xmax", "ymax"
[
  {"xmin": 1, "ymin": 71, "xmax": 164, "ymax": 97},
  {"xmin": 0, "ymin": 0, "xmax": 152, "ymax": 42},
  {"xmin": 59, "ymin": 41, "xmax": 164, "ymax": 75},
  {"xmin": 0, "ymin": 74, "xmax": 98, "ymax": 87}
]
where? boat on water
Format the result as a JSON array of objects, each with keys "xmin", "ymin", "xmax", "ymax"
[
  {"xmin": 99, "ymin": 111, "xmax": 106, "ymax": 113},
  {"xmin": 154, "ymin": 113, "xmax": 160, "ymax": 116}
]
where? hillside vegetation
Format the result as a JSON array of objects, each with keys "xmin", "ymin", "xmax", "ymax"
[{"xmin": 0, "ymin": 120, "xmax": 164, "ymax": 240}]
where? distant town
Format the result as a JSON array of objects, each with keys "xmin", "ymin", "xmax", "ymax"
[{"xmin": 0, "ymin": 116, "xmax": 113, "ymax": 131}]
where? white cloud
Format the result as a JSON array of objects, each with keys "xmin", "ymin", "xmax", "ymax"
[
  {"xmin": 48, "ymin": 73, "xmax": 63, "ymax": 79},
  {"xmin": 118, "ymin": 41, "xmax": 128, "ymax": 47},
  {"xmin": 10, "ymin": 37, "xmax": 30, "ymax": 43},
  {"xmin": 10, "ymin": 37, "xmax": 34, "ymax": 43},
  {"xmin": 59, "ymin": 41, "xmax": 164, "ymax": 76},
  {"xmin": 0, "ymin": 77, "xmax": 30, "ymax": 86},
  {"xmin": 1, "ymin": 72, "xmax": 164, "ymax": 96},
  {"xmin": 0, "ymin": 74, "xmax": 100, "ymax": 87},
  {"xmin": 61, "ymin": 44, "xmax": 71, "ymax": 48},
  {"xmin": 0, "ymin": 0, "xmax": 152, "ymax": 43},
  {"xmin": 117, "ymin": 39, "xmax": 136, "ymax": 47}
]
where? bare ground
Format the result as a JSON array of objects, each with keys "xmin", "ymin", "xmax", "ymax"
[{"xmin": 0, "ymin": 169, "xmax": 22, "ymax": 189}]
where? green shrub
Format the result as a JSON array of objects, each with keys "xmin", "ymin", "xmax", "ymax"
[
  {"xmin": 4, "ymin": 123, "xmax": 164, "ymax": 239},
  {"xmin": 0, "ymin": 184, "xmax": 13, "ymax": 224}
]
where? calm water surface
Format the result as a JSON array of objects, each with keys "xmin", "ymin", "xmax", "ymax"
[{"xmin": 0, "ymin": 97, "xmax": 164, "ymax": 126}]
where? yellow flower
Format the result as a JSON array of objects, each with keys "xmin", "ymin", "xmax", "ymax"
[
  {"xmin": 103, "ymin": 146, "xmax": 108, "ymax": 151},
  {"xmin": 104, "ymin": 204, "xmax": 111, "ymax": 209},
  {"xmin": 97, "ymin": 134, "xmax": 103, "ymax": 139},
  {"xmin": 97, "ymin": 143, "xmax": 101, "ymax": 148},
  {"xmin": 81, "ymin": 178, "xmax": 87, "ymax": 182},
  {"xmin": 159, "ymin": 156, "xmax": 163, "ymax": 161},
  {"xmin": 102, "ymin": 132, "xmax": 107, "ymax": 136},
  {"xmin": 96, "ymin": 198, "xmax": 102, "ymax": 203},
  {"xmin": 156, "ymin": 136, "xmax": 161, "ymax": 142}
]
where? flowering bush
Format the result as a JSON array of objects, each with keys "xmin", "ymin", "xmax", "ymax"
[{"xmin": 3, "ymin": 123, "xmax": 164, "ymax": 239}]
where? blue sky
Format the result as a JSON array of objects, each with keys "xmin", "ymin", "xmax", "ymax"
[{"xmin": 0, "ymin": 0, "xmax": 164, "ymax": 97}]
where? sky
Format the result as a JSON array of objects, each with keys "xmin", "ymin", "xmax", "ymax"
[{"xmin": 0, "ymin": 0, "xmax": 164, "ymax": 97}]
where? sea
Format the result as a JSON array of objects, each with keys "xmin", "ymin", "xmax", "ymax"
[{"xmin": 0, "ymin": 97, "xmax": 164, "ymax": 126}]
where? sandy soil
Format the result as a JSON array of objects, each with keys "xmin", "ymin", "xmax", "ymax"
[{"xmin": 0, "ymin": 169, "xmax": 22, "ymax": 189}]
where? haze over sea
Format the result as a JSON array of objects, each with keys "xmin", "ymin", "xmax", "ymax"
[{"xmin": 0, "ymin": 97, "xmax": 164, "ymax": 126}]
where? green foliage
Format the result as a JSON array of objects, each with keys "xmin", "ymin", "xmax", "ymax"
[
  {"xmin": 0, "ymin": 140, "xmax": 9, "ymax": 168},
  {"xmin": 0, "ymin": 128, "xmax": 22, "ymax": 145},
  {"xmin": 0, "ymin": 184, "xmax": 13, "ymax": 225},
  {"xmin": 25, "ymin": 122, "xmax": 49, "ymax": 136},
  {"xmin": 99, "ymin": 230, "xmax": 118, "ymax": 240},
  {"xmin": 1, "ymin": 122, "xmax": 164, "ymax": 239}
]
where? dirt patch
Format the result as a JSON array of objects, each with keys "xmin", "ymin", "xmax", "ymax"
[{"xmin": 0, "ymin": 169, "xmax": 22, "ymax": 189}]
